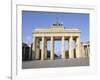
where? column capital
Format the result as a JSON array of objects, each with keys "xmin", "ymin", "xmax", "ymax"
[
  {"xmin": 51, "ymin": 36, "xmax": 54, "ymax": 39},
  {"xmin": 62, "ymin": 36, "xmax": 65, "ymax": 38}
]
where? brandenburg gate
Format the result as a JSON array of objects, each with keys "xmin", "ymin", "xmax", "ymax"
[{"xmin": 32, "ymin": 23, "xmax": 81, "ymax": 60}]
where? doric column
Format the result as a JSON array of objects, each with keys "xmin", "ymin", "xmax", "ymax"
[
  {"xmin": 69, "ymin": 36, "xmax": 74, "ymax": 58},
  {"xmin": 51, "ymin": 36, "xmax": 54, "ymax": 60},
  {"xmin": 61, "ymin": 36, "xmax": 65, "ymax": 59},
  {"xmin": 41, "ymin": 37, "xmax": 45, "ymax": 60},
  {"xmin": 85, "ymin": 46, "xmax": 87, "ymax": 57},
  {"xmin": 32, "ymin": 37, "xmax": 36, "ymax": 60},
  {"xmin": 84, "ymin": 46, "xmax": 86, "ymax": 57},
  {"xmin": 87, "ymin": 45, "xmax": 90, "ymax": 57},
  {"xmin": 82, "ymin": 44, "xmax": 85, "ymax": 57},
  {"xmin": 86, "ymin": 45, "xmax": 88, "ymax": 57},
  {"xmin": 76, "ymin": 37, "xmax": 80, "ymax": 58},
  {"xmin": 44, "ymin": 38, "xmax": 47, "ymax": 59},
  {"xmin": 35, "ymin": 38, "xmax": 40, "ymax": 60},
  {"xmin": 29, "ymin": 45, "xmax": 31, "ymax": 60}
]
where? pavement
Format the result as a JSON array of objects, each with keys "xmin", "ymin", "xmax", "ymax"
[{"xmin": 22, "ymin": 57, "xmax": 89, "ymax": 69}]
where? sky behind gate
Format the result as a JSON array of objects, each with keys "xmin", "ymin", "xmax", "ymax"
[{"xmin": 22, "ymin": 11, "xmax": 89, "ymax": 55}]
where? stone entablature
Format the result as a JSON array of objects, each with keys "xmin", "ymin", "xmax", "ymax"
[
  {"xmin": 33, "ymin": 28, "xmax": 80, "ymax": 33},
  {"xmin": 33, "ymin": 27, "xmax": 80, "ymax": 37}
]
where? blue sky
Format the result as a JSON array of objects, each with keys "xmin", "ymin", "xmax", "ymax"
[{"xmin": 22, "ymin": 11, "xmax": 89, "ymax": 55}]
